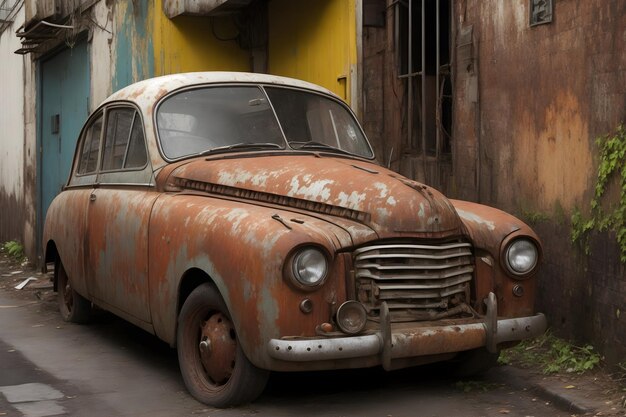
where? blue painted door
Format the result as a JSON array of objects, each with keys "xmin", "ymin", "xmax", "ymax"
[{"xmin": 40, "ymin": 42, "xmax": 90, "ymax": 237}]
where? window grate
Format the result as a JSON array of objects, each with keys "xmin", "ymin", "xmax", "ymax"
[
  {"xmin": 529, "ymin": 0, "xmax": 553, "ymax": 27},
  {"xmin": 0, "ymin": 0, "xmax": 21, "ymax": 34}
]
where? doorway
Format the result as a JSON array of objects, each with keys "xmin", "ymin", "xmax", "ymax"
[{"xmin": 38, "ymin": 41, "xmax": 90, "ymax": 249}]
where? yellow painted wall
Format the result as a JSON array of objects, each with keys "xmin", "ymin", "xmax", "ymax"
[
  {"xmin": 268, "ymin": 0, "xmax": 357, "ymax": 103},
  {"xmin": 153, "ymin": 1, "xmax": 249, "ymax": 75}
]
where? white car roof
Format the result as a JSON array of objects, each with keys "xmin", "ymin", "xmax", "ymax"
[{"xmin": 104, "ymin": 72, "xmax": 339, "ymax": 107}]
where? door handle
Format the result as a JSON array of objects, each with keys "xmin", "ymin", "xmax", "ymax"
[{"xmin": 90, "ymin": 194, "xmax": 96, "ymax": 202}]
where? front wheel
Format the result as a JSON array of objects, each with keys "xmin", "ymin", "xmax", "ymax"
[{"xmin": 177, "ymin": 283, "xmax": 269, "ymax": 407}]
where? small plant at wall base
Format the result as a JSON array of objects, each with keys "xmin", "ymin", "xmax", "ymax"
[
  {"xmin": 498, "ymin": 331, "xmax": 601, "ymax": 374},
  {"xmin": 1, "ymin": 240, "xmax": 25, "ymax": 262},
  {"xmin": 571, "ymin": 123, "xmax": 626, "ymax": 262}
]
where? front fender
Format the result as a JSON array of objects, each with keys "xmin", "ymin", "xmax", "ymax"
[
  {"xmin": 451, "ymin": 200, "xmax": 542, "ymax": 318},
  {"xmin": 148, "ymin": 193, "xmax": 351, "ymax": 368}
]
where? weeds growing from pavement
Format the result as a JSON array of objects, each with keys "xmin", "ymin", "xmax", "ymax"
[
  {"xmin": 498, "ymin": 331, "xmax": 601, "ymax": 375},
  {"xmin": 1, "ymin": 240, "xmax": 25, "ymax": 262}
]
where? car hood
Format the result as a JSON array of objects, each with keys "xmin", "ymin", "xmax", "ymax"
[{"xmin": 166, "ymin": 154, "xmax": 464, "ymax": 238}]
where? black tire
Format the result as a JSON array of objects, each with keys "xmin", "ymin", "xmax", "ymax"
[
  {"xmin": 57, "ymin": 260, "xmax": 92, "ymax": 324},
  {"xmin": 449, "ymin": 348, "xmax": 500, "ymax": 378},
  {"xmin": 177, "ymin": 283, "xmax": 269, "ymax": 407}
]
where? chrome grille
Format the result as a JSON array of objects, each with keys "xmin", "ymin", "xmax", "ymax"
[{"xmin": 354, "ymin": 241, "xmax": 474, "ymax": 322}]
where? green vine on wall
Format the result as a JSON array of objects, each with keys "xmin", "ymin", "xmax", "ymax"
[{"xmin": 571, "ymin": 123, "xmax": 626, "ymax": 262}]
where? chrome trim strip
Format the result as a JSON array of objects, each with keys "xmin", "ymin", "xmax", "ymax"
[
  {"xmin": 357, "ymin": 250, "xmax": 472, "ymax": 261},
  {"xmin": 356, "ymin": 258, "xmax": 471, "ymax": 271},
  {"xmin": 354, "ymin": 242, "xmax": 472, "ymax": 255}
]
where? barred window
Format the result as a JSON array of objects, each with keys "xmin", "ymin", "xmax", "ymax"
[{"xmin": 0, "ymin": 0, "xmax": 22, "ymax": 35}]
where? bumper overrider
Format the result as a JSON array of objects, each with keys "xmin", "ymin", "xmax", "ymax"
[{"xmin": 267, "ymin": 292, "xmax": 547, "ymax": 370}]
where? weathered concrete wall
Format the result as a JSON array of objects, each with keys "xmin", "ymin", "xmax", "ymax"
[
  {"xmin": 23, "ymin": 49, "xmax": 37, "ymax": 262},
  {"xmin": 0, "ymin": 5, "xmax": 26, "ymax": 246},
  {"xmin": 453, "ymin": 0, "xmax": 625, "ymax": 363},
  {"xmin": 90, "ymin": 0, "xmax": 113, "ymax": 107},
  {"xmin": 112, "ymin": 0, "xmax": 155, "ymax": 91}
]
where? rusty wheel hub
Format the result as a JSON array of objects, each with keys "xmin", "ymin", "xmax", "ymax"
[{"xmin": 199, "ymin": 313, "xmax": 237, "ymax": 384}]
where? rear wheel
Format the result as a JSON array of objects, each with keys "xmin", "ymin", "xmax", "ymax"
[
  {"xmin": 56, "ymin": 260, "xmax": 92, "ymax": 324},
  {"xmin": 177, "ymin": 283, "xmax": 269, "ymax": 407}
]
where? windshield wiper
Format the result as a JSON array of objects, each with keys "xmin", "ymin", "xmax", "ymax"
[
  {"xmin": 199, "ymin": 142, "xmax": 283, "ymax": 156},
  {"xmin": 290, "ymin": 141, "xmax": 353, "ymax": 156}
]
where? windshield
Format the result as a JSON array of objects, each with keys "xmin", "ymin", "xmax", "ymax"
[
  {"xmin": 264, "ymin": 87, "xmax": 373, "ymax": 158},
  {"xmin": 157, "ymin": 86, "xmax": 285, "ymax": 159},
  {"xmin": 156, "ymin": 85, "xmax": 374, "ymax": 160}
]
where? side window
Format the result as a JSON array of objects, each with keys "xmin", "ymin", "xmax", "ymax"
[
  {"xmin": 101, "ymin": 108, "xmax": 148, "ymax": 171},
  {"xmin": 125, "ymin": 113, "xmax": 148, "ymax": 168},
  {"xmin": 78, "ymin": 114, "xmax": 103, "ymax": 175}
]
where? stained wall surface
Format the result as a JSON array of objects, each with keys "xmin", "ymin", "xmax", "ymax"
[
  {"xmin": 452, "ymin": 0, "xmax": 625, "ymax": 363},
  {"xmin": 0, "ymin": 5, "xmax": 26, "ymax": 245}
]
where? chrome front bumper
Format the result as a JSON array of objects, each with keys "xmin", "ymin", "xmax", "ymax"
[{"xmin": 267, "ymin": 292, "xmax": 547, "ymax": 369}]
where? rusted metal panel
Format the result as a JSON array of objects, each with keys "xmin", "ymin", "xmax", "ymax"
[
  {"xmin": 168, "ymin": 155, "xmax": 464, "ymax": 240},
  {"xmin": 390, "ymin": 323, "xmax": 487, "ymax": 358},
  {"xmin": 147, "ymin": 193, "xmax": 350, "ymax": 367},
  {"xmin": 472, "ymin": 256, "xmax": 495, "ymax": 315},
  {"xmin": 42, "ymin": 189, "xmax": 90, "ymax": 296},
  {"xmin": 452, "ymin": 199, "xmax": 541, "ymax": 317},
  {"xmin": 85, "ymin": 188, "xmax": 159, "ymax": 326}
]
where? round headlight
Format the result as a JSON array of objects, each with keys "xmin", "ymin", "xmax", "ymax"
[
  {"xmin": 336, "ymin": 301, "xmax": 367, "ymax": 334},
  {"xmin": 291, "ymin": 247, "xmax": 328, "ymax": 286},
  {"xmin": 506, "ymin": 239, "xmax": 539, "ymax": 276}
]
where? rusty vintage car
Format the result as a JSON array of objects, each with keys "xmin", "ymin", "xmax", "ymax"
[{"xmin": 43, "ymin": 72, "xmax": 547, "ymax": 407}]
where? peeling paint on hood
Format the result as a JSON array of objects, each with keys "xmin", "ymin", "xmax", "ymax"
[{"xmin": 167, "ymin": 154, "xmax": 464, "ymax": 238}]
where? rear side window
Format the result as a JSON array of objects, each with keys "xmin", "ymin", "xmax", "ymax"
[
  {"xmin": 125, "ymin": 114, "xmax": 148, "ymax": 168},
  {"xmin": 101, "ymin": 108, "xmax": 147, "ymax": 171},
  {"xmin": 78, "ymin": 114, "xmax": 103, "ymax": 175}
]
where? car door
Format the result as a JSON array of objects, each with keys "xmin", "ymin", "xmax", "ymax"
[
  {"xmin": 86, "ymin": 105, "xmax": 158, "ymax": 327},
  {"xmin": 55, "ymin": 111, "xmax": 103, "ymax": 298}
]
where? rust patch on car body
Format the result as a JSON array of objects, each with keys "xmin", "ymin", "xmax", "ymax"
[{"xmin": 168, "ymin": 155, "xmax": 464, "ymax": 240}]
